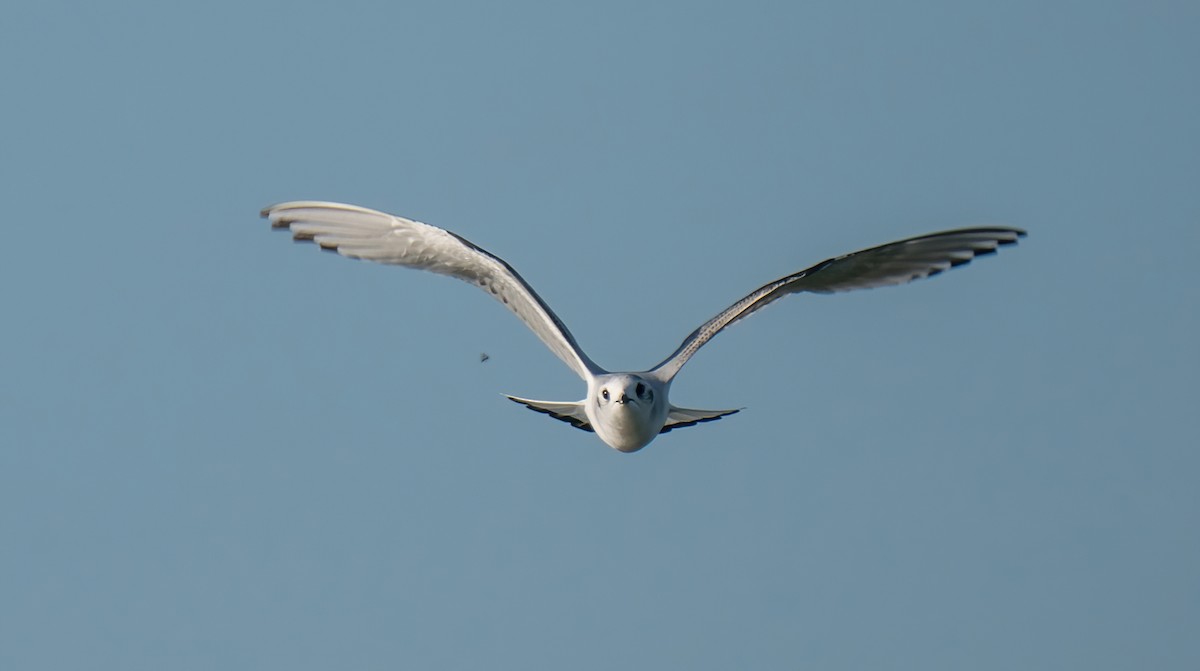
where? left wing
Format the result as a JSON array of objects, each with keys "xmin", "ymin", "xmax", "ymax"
[
  {"xmin": 262, "ymin": 202, "xmax": 602, "ymax": 380},
  {"xmin": 650, "ymin": 227, "xmax": 1026, "ymax": 382}
]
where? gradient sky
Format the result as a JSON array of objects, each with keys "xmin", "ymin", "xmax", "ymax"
[{"xmin": 2, "ymin": 1, "xmax": 1198, "ymax": 669}]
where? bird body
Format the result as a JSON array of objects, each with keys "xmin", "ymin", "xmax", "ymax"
[{"xmin": 261, "ymin": 201, "xmax": 1025, "ymax": 452}]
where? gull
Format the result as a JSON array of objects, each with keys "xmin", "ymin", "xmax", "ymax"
[{"xmin": 261, "ymin": 202, "xmax": 1025, "ymax": 453}]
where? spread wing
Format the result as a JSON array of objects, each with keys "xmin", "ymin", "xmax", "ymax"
[
  {"xmin": 504, "ymin": 396, "xmax": 592, "ymax": 432},
  {"xmin": 660, "ymin": 406, "xmax": 741, "ymax": 434},
  {"xmin": 261, "ymin": 201, "xmax": 601, "ymax": 380},
  {"xmin": 650, "ymin": 227, "xmax": 1026, "ymax": 382}
]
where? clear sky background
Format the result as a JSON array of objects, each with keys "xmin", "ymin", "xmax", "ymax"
[{"xmin": 2, "ymin": 1, "xmax": 1197, "ymax": 669}]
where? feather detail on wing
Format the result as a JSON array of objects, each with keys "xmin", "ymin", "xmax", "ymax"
[
  {"xmin": 262, "ymin": 201, "xmax": 600, "ymax": 380},
  {"xmin": 650, "ymin": 227, "xmax": 1026, "ymax": 381},
  {"xmin": 660, "ymin": 406, "xmax": 741, "ymax": 434},
  {"xmin": 505, "ymin": 396, "xmax": 593, "ymax": 432}
]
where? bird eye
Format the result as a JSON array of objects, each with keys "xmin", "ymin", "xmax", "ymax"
[
  {"xmin": 601, "ymin": 389, "xmax": 610, "ymax": 401},
  {"xmin": 636, "ymin": 382, "xmax": 646, "ymax": 397}
]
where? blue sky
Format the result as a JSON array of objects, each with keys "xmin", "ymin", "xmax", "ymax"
[{"xmin": 2, "ymin": 1, "xmax": 1198, "ymax": 669}]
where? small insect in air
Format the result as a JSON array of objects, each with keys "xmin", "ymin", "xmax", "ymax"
[{"xmin": 480, "ymin": 352, "xmax": 490, "ymax": 363}]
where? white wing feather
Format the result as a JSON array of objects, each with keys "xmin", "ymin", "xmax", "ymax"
[
  {"xmin": 262, "ymin": 201, "xmax": 601, "ymax": 380},
  {"xmin": 651, "ymin": 227, "xmax": 1026, "ymax": 381}
]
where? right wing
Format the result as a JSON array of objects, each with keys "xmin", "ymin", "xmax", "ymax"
[
  {"xmin": 262, "ymin": 201, "xmax": 601, "ymax": 381},
  {"xmin": 660, "ymin": 406, "xmax": 741, "ymax": 434},
  {"xmin": 650, "ymin": 227, "xmax": 1026, "ymax": 382},
  {"xmin": 505, "ymin": 396, "xmax": 593, "ymax": 432}
]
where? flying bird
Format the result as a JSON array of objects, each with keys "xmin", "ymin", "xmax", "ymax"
[{"xmin": 261, "ymin": 201, "xmax": 1025, "ymax": 453}]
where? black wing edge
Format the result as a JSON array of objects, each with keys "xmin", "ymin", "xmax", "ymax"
[
  {"xmin": 802, "ymin": 226, "xmax": 1028, "ymax": 283},
  {"xmin": 659, "ymin": 409, "xmax": 742, "ymax": 435},
  {"xmin": 506, "ymin": 397, "xmax": 594, "ymax": 433}
]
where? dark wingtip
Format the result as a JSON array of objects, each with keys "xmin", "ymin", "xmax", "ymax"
[
  {"xmin": 658, "ymin": 408, "xmax": 743, "ymax": 434},
  {"xmin": 999, "ymin": 228, "xmax": 1027, "ymax": 244},
  {"xmin": 504, "ymin": 396, "xmax": 594, "ymax": 433}
]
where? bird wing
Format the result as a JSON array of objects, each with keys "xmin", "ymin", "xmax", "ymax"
[
  {"xmin": 660, "ymin": 406, "xmax": 741, "ymax": 434},
  {"xmin": 650, "ymin": 227, "xmax": 1026, "ymax": 381},
  {"xmin": 504, "ymin": 396, "xmax": 592, "ymax": 432},
  {"xmin": 262, "ymin": 201, "xmax": 600, "ymax": 380}
]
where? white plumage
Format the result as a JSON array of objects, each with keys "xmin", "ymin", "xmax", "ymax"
[{"xmin": 262, "ymin": 201, "xmax": 1025, "ymax": 452}]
